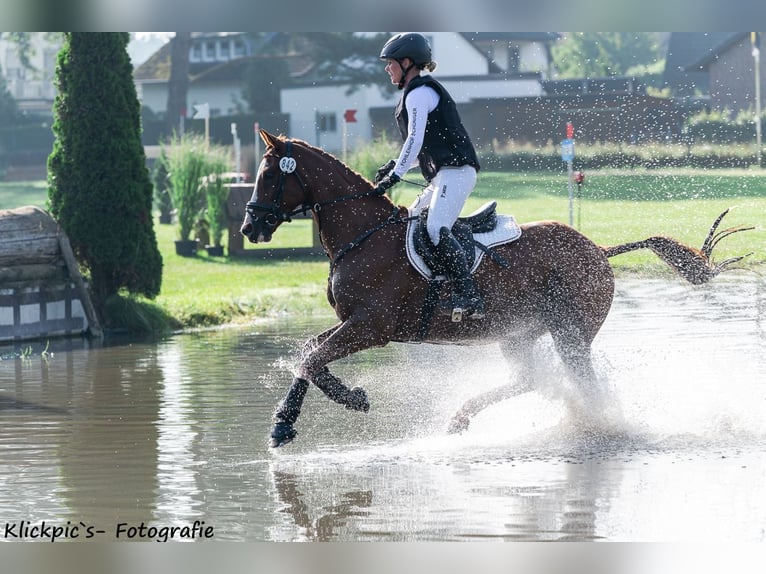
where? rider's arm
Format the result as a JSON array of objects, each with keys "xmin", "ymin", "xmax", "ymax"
[{"xmin": 392, "ymin": 85, "xmax": 439, "ymax": 179}]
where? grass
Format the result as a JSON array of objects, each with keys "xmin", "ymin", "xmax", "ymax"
[{"xmin": 2, "ymin": 168, "xmax": 764, "ymax": 333}]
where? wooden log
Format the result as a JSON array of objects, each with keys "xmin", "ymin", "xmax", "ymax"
[
  {"xmin": 0, "ymin": 262, "xmax": 65, "ymax": 284},
  {"xmin": 0, "ymin": 206, "xmax": 61, "ymax": 266}
]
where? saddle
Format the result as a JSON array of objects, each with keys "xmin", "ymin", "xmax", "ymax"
[{"xmin": 413, "ymin": 201, "xmax": 498, "ymax": 276}]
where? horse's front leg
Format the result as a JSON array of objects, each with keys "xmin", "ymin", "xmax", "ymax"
[{"xmin": 270, "ymin": 317, "xmax": 388, "ymax": 447}]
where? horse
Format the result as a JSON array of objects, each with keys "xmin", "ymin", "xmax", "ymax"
[{"xmin": 240, "ymin": 129, "xmax": 752, "ymax": 448}]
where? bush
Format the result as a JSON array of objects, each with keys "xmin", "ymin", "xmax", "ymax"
[{"xmin": 684, "ymin": 108, "xmax": 764, "ymax": 144}]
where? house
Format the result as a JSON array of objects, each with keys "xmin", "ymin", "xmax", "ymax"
[
  {"xmin": 281, "ymin": 32, "xmax": 560, "ymax": 152},
  {"xmin": 662, "ymin": 32, "xmax": 734, "ymax": 100},
  {"xmin": 686, "ymin": 32, "xmax": 766, "ymax": 117},
  {"xmin": 133, "ymin": 32, "xmax": 309, "ymax": 121},
  {"xmin": 0, "ymin": 33, "xmax": 62, "ymax": 116},
  {"xmin": 133, "ymin": 32, "xmax": 560, "ymax": 152},
  {"xmin": 134, "ymin": 32, "xmax": 259, "ymax": 118}
]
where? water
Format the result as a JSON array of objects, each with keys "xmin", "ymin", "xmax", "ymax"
[{"xmin": 1, "ymin": 276, "xmax": 764, "ymax": 542}]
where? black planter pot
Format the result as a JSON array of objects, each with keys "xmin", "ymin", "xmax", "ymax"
[
  {"xmin": 158, "ymin": 213, "xmax": 172, "ymax": 224},
  {"xmin": 174, "ymin": 239, "xmax": 197, "ymax": 257},
  {"xmin": 205, "ymin": 245, "xmax": 224, "ymax": 257}
]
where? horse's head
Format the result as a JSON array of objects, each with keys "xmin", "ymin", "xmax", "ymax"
[{"xmin": 240, "ymin": 130, "xmax": 310, "ymax": 243}]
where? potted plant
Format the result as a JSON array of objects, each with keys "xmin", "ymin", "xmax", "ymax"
[
  {"xmin": 203, "ymin": 147, "xmax": 230, "ymax": 256},
  {"xmin": 163, "ymin": 134, "xmax": 208, "ymax": 256}
]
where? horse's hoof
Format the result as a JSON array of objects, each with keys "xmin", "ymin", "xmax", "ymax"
[
  {"xmin": 345, "ymin": 387, "xmax": 370, "ymax": 412},
  {"xmin": 447, "ymin": 414, "xmax": 470, "ymax": 434},
  {"xmin": 270, "ymin": 421, "xmax": 297, "ymax": 448}
]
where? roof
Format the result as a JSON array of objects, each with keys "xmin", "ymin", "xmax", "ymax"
[
  {"xmin": 135, "ymin": 32, "xmax": 560, "ymax": 85},
  {"xmin": 662, "ymin": 32, "xmax": 737, "ymax": 95},
  {"xmin": 686, "ymin": 32, "xmax": 752, "ymax": 70},
  {"xmin": 134, "ymin": 33, "xmax": 297, "ymax": 83}
]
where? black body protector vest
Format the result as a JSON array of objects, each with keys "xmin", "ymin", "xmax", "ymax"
[{"xmin": 395, "ymin": 76, "xmax": 480, "ymax": 183}]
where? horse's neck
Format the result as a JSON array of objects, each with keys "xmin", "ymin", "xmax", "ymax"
[
  {"xmin": 302, "ymin": 152, "xmax": 397, "ymax": 253},
  {"xmin": 317, "ymin": 193, "xmax": 398, "ymax": 258}
]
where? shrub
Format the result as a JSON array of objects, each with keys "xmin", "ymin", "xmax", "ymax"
[
  {"xmin": 203, "ymin": 145, "xmax": 231, "ymax": 247},
  {"xmin": 163, "ymin": 133, "xmax": 209, "ymax": 242},
  {"xmin": 47, "ymin": 33, "xmax": 162, "ymax": 312}
]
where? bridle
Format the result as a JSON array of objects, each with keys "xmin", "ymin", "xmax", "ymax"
[
  {"xmin": 245, "ymin": 140, "xmax": 311, "ymax": 228},
  {"xmin": 245, "ymin": 139, "xmax": 396, "ymax": 230},
  {"xmin": 244, "ymin": 138, "xmax": 418, "ymax": 269}
]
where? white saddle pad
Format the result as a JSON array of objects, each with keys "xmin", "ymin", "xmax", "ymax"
[{"xmin": 405, "ymin": 209, "xmax": 522, "ymax": 280}]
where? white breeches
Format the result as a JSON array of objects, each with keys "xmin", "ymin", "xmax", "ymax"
[{"xmin": 408, "ymin": 165, "xmax": 477, "ymax": 245}]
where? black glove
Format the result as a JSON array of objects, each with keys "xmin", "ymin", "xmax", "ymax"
[
  {"xmin": 373, "ymin": 159, "xmax": 396, "ymax": 184},
  {"xmin": 374, "ymin": 172, "xmax": 400, "ymax": 195}
]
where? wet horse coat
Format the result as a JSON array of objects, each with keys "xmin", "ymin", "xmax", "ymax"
[{"xmin": 241, "ymin": 130, "xmax": 751, "ymax": 447}]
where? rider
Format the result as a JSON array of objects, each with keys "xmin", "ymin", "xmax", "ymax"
[{"xmin": 374, "ymin": 32, "xmax": 485, "ymax": 319}]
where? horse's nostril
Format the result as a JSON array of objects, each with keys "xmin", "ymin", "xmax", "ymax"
[{"xmin": 241, "ymin": 222, "xmax": 252, "ymax": 235}]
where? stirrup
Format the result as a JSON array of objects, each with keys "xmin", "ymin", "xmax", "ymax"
[{"xmin": 449, "ymin": 299, "xmax": 485, "ymax": 322}]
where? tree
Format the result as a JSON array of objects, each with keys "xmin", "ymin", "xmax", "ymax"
[
  {"xmin": 0, "ymin": 69, "xmax": 17, "ymax": 124},
  {"xmin": 239, "ymin": 32, "xmax": 393, "ymax": 115},
  {"xmin": 0, "ymin": 32, "xmax": 33, "ymax": 68},
  {"xmin": 552, "ymin": 32, "xmax": 664, "ymax": 78},
  {"xmin": 302, "ymin": 33, "xmax": 393, "ymax": 96},
  {"xmin": 165, "ymin": 32, "xmax": 191, "ymax": 136},
  {"xmin": 0, "ymin": 33, "xmax": 31, "ymax": 124},
  {"xmin": 48, "ymin": 33, "xmax": 162, "ymax": 317}
]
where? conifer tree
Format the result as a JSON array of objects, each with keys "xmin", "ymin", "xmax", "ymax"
[{"xmin": 48, "ymin": 33, "xmax": 162, "ymax": 315}]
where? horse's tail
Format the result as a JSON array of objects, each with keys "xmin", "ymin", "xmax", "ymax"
[{"xmin": 600, "ymin": 208, "xmax": 754, "ymax": 285}]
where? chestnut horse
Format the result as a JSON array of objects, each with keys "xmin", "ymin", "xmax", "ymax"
[{"xmin": 241, "ymin": 130, "xmax": 751, "ymax": 447}]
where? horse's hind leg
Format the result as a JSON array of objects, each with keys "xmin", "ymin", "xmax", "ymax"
[
  {"xmin": 548, "ymin": 322, "xmax": 611, "ymax": 425},
  {"xmin": 448, "ymin": 338, "xmax": 537, "ymax": 433}
]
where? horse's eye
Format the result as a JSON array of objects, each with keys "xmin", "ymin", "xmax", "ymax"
[{"xmin": 263, "ymin": 171, "xmax": 275, "ymax": 181}]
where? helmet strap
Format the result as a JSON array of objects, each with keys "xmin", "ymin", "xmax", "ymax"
[{"xmin": 397, "ymin": 59, "xmax": 415, "ymax": 90}]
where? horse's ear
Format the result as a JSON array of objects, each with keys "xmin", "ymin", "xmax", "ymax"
[{"xmin": 259, "ymin": 129, "xmax": 279, "ymax": 149}]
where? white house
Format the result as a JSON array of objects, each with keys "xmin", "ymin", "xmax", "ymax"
[{"xmin": 133, "ymin": 32, "xmax": 560, "ymax": 151}]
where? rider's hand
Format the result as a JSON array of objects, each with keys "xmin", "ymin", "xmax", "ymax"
[
  {"xmin": 374, "ymin": 172, "xmax": 400, "ymax": 195},
  {"xmin": 373, "ymin": 159, "xmax": 396, "ymax": 184}
]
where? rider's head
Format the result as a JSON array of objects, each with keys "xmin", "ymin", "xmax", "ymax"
[{"xmin": 380, "ymin": 33, "xmax": 437, "ymax": 89}]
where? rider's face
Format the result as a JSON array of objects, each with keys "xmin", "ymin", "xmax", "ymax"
[{"xmin": 385, "ymin": 58, "xmax": 409, "ymax": 85}]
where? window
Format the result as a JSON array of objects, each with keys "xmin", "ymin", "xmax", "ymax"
[
  {"xmin": 204, "ymin": 40, "xmax": 216, "ymax": 61},
  {"xmin": 508, "ymin": 45, "xmax": 520, "ymax": 73},
  {"xmin": 218, "ymin": 40, "xmax": 230, "ymax": 60},
  {"xmin": 233, "ymin": 39, "xmax": 245, "ymax": 58},
  {"xmin": 190, "ymin": 43, "xmax": 202, "ymax": 62},
  {"xmin": 316, "ymin": 112, "xmax": 337, "ymax": 133}
]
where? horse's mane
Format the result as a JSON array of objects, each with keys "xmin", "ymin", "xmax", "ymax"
[{"xmin": 271, "ymin": 134, "xmax": 374, "ymax": 188}]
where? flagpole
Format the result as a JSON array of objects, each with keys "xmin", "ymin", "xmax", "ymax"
[{"xmin": 753, "ymin": 32, "xmax": 762, "ymax": 167}]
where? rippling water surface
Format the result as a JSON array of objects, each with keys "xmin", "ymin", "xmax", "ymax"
[{"xmin": 1, "ymin": 277, "xmax": 764, "ymax": 541}]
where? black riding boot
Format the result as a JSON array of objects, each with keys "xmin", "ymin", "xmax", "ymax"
[{"xmin": 435, "ymin": 226, "xmax": 485, "ymax": 321}]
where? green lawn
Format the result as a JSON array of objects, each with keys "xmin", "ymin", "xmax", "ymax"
[{"xmin": 3, "ymin": 169, "xmax": 764, "ymax": 331}]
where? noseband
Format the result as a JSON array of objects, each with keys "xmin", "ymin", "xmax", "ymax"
[{"xmin": 245, "ymin": 140, "xmax": 311, "ymax": 228}]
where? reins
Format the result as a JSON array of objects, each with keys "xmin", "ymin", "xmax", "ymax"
[
  {"xmin": 330, "ymin": 206, "xmax": 416, "ymax": 274},
  {"xmin": 245, "ymin": 139, "xmax": 418, "ymax": 270}
]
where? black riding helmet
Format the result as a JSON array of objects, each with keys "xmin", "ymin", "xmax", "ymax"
[
  {"xmin": 379, "ymin": 32, "xmax": 432, "ymax": 65},
  {"xmin": 380, "ymin": 33, "xmax": 432, "ymax": 89}
]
